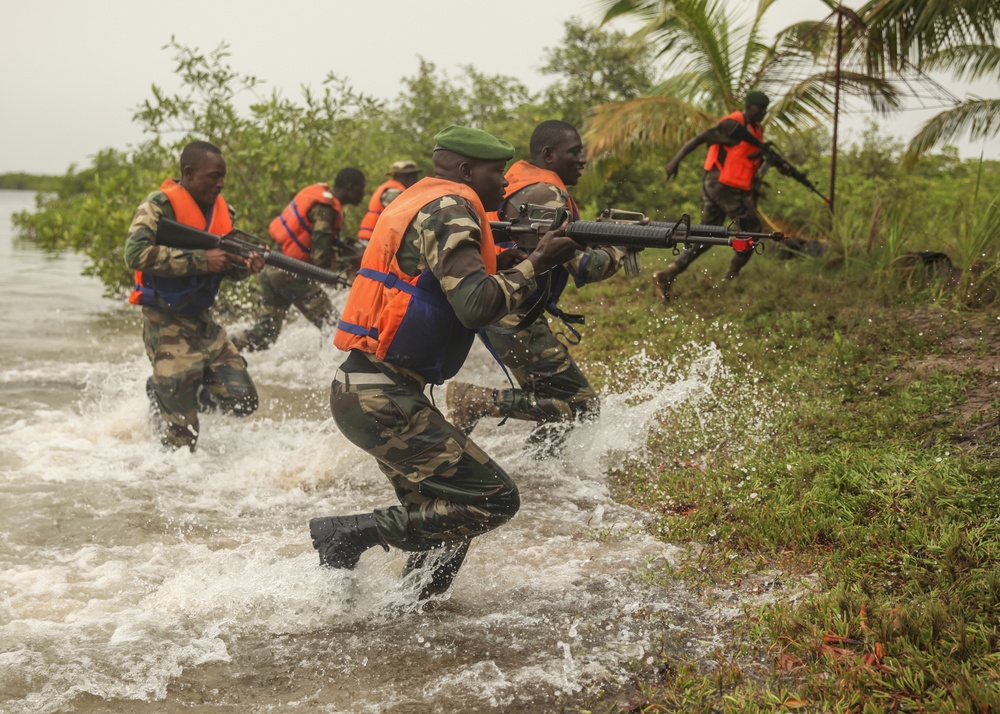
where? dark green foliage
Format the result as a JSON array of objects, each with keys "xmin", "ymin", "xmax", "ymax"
[
  {"xmin": 15, "ymin": 25, "xmax": 999, "ymax": 306},
  {"xmin": 0, "ymin": 173, "xmax": 62, "ymax": 192}
]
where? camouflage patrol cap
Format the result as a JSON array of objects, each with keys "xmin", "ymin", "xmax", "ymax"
[
  {"xmin": 433, "ymin": 125, "xmax": 515, "ymax": 161},
  {"xmin": 388, "ymin": 160, "xmax": 420, "ymax": 175}
]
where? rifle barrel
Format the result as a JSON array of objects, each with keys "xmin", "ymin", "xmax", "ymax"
[
  {"xmin": 565, "ymin": 220, "xmax": 739, "ymax": 249},
  {"xmin": 648, "ymin": 221, "xmax": 782, "ymax": 241},
  {"xmin": 258, "ymin": 249, "xmax": 349, "ymax": 286},
  {"xmin": 156, "ymin": 218, "xmax": 351, "ymax": 288},
  {"xmin": 491, "ymin": 218, "xmax": 780, "ymax": 250}
]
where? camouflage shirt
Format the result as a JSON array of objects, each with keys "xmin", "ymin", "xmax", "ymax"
[
  {"xmin": 380, "ymin": 187, "xmax": 404, "ymax": 207},
  {"xmin": 501, "ymin": 182, "xmax": 625, "ymax": 290},
  {"xmin": 124, "ymin": 190, "xmax": 248, "ymax": 281},
  {"xmin": 306, "ymin": 202, "xmax": 337, "ymax": 269},
  {"xmin": 396, "ymin": 194, "xmax": 538, "ymax": 329}
]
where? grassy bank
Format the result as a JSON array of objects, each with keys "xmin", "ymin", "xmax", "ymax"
[{"xmin": 564, "ymin": 248, "xmax": 1000, "ymax": 712}]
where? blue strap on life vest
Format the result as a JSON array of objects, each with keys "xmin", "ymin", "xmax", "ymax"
[
  {"xmin": 277, "ymin": 199, "xmax": 312, "ymax": 255},
  {"xmin": 476, "ymin": 329, "xmax": 517, "ymax": 426},
  {"xmin": 335, "ymin": 267, "xmax": 452, "ymax": 339}
]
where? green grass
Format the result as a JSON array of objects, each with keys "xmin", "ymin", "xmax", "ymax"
[{"xmin": 561, "ymin": 247, "xmax": 1000, "ymax": 713}]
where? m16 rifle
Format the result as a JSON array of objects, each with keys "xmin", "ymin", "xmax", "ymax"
[
  {"xmin": 731, "ymin": 125, "xmax": 831, "ymax": 205},
  {"xmin": 491, "ymin": 203, "xmax": 784, "ymax": 275},
  {"xmin": 156, "ymin": 218, "xmax": 353, "ymax": 288}
]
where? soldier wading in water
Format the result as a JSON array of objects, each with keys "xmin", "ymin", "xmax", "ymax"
[
  {"xmin": 125, "ymin": 141, "xmax": 264, "ymax": 450},
  {"xmin": 309, "ymin": 125, "xmax": 582, "ymax": 598}
]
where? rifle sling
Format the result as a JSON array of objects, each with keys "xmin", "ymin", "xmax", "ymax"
[{"xmin": 484, "ymin": 270, "xmax": 552, "ymax": 336}]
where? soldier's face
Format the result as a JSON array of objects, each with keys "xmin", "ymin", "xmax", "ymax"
[
  {"xmin": 745, "ymin": 104, "xmax": 767, "ymax": 124},
  {"xmin": 468, "ymin": 160, "xmax": 509, "ymax": 211},
  {"xmin": 182, "ymin": 153, "xmax": 227, "ymax": 209},
  {"xmin": 347, "ymin": 182, "xmax": 366, "ymax": 206},
  {"xmin": 547, "ymin": 132, "xmax": 586, "ymax": 187},
  {"xmin": 395, "ymin": 172, "xmax": 419, "ymax": 188}
]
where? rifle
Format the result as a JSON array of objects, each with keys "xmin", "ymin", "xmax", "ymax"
[
  {"xmin": 156, "ymin": 218, "xmax": 353, "ymax": 288},
  {"xmin": 491, "ymin": 203, "xmax": 784, "ymax": 275},
  {"xmin": 732, "ymin": 125, "xmax": 831, "ymax": 205}
]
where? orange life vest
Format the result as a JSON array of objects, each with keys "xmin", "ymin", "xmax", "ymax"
[
  {"xmin": 357, "ymin": 179, "xmax": 407, "ymax": 241},
  {"xmin": 269, "ymin": 184, "xmax": 343, "ymax": 262},
  {"xmin": 487, "ymin": 160, "xmax": 582, "ymax": 329},
  {"xmin": 703, "ymin": 111, "xmax": 764, "ymax": 191},
  {"xmin": 488, "ymin": 160, "xmax": 580, "ymax": 222},
  {"xmin": 128, "ymin": 178, "xmax": 233, "ymax": 312},
  {"xmin": 334, "ymin": 177, "xmax": 497, "ymax": 384}
]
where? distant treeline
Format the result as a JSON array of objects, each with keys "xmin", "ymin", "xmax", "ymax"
[
  {"xmin": 11, "ymin": 26, "xmax": 1000, "ymax": 304},
  {"xmin": 0, "ymin": 173, "xmax": 63, "ymax": 192}
]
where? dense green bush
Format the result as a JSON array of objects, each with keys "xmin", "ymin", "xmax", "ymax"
[{"xmin": 12, "ymin": 24, "xmax": 1000, "ymax": 307}]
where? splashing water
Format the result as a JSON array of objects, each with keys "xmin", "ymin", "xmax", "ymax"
[{"xmin": 0, "ymin": 190, "xmax": 779, "ymax": 713}]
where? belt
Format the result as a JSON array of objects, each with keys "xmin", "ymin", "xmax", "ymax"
[{"xmin": 334, "ymin": 368, "xmax": 394, "ymax": 387}]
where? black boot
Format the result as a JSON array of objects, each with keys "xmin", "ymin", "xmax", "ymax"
[
  {"xmin": 309, "ymin": 513, "xmax": 388, "ymax": 569},
  {"xmin": 403, "ymin": 540, "xmax": 471, "ymax": 599}
]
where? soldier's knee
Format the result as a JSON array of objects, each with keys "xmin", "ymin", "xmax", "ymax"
[
  {"xmin": 209, "ymin": 369, "xmax": 259, "ymax": 417},
  {"xmin": 487, "ymin": 479, "xmax": 520, "ymax": 524},
  {"xmin": 151, "ymin": 374, "xmax": 198, "ymax": 417},
  {"xmin": 244, "ymin": 325, "xmax": 280, "ymax": 352},
  {"xmin": 566, "ymin": 384, "xmax": 599, "ymax": 415}
]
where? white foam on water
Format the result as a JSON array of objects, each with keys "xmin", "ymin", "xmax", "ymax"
[{"xmin": 1, "ymin": 277, "xmax": 781, "ymax": 713}]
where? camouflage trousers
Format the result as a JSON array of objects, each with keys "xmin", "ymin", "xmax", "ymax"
[
  {"xmin": 673, "ymin": 169, "xmax": 762, "ymax": 275},
  {"xmin": 486, "ymin": 317, "xmax": 599, "ymax": 429},
  {"xmin": 232, "ymin": 266, "xmax": 338, "ymax": 352},
  {"xmin": 330, "ymin": 367, "xmax": 520, "ymax": 552},
  {"xmin": 142, "ymin": 307, "xmax": 258, "ymax": 449}
]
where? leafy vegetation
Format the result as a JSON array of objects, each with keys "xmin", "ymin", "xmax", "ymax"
[
  {"xmin": 12, "ymin": 22, "xmax": 1000, "ymax": 308},
  {"xmin": 560, "ymin": 249, "xmax": 1000, "ymax": 713},
  {"xmin": 856, "ymin": 0, "xmax": 1000, "ymax": 163},
  {"xmin": 8, "ymin": 13, "xmax": 1000, "ymax": 711}
]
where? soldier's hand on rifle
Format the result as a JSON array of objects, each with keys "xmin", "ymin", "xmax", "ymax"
[
  {"xmin": 777, "ymin": 161, "xmax": 793, "ymax": 176},
  {"xmin": 528, "ymin": 222, "xmax": 584, "ymax": 273},
  {"xmin": 497, "ymin": 247, "xmax": 528, "ymax": 270},
  {"xmin": 205, "ymin": 248, "xmax": 233, "ymax": 272},
  {"xmin": 245, "ymin": 253, "xmax": 265, "ymax": 274}
]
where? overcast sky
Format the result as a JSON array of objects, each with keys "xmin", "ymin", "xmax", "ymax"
[{"xmin": 1, "ymin": 0, "xmax": 994, "ymax": 175}]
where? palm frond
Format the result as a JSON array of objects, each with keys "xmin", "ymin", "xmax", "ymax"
[
  {"xmin": 647, "ymin": 73, "xmax": 720, "ymax": 111},
  {"xmin": 903, "ymin": 98, "xmax": 1000, "ymax": 167},
  {"xmin": 582, "ymin": 96, "xmax": 715, "ymax": 159},
  {"xmin": 810, "ymin": 70, "xmax": 904, "ymax": 114},
  {"xmin": 859, "ymin": 0, "xmax": 1000, "ymax": 68},
  {"xmin": 923, "ymin": 44, "xmax": 1000, "ymax": 82}
]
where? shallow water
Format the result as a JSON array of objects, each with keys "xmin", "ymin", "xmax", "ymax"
[{"xmin": 0, "ymin": 190, "xmax": 771, "ymax": 713}]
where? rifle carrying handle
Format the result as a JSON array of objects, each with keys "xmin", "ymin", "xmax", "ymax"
[{"xmin": 156, "ymin": 218, "xmax": 222, "ymax": 250}]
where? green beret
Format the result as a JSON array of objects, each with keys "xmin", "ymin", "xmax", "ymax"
[
  {"xmin": 745, "ymin": 90, "xmax": 770, "ymax": 107},
  {"xmin": 433, "ymin": 125, "xmax": 515, "ymax": 161}
]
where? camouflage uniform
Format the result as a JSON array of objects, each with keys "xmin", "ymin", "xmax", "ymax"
[
  {"xmin": 378, "ymin": 185, "xmax": 405, "ymax": 207},
  {"xmin": 671, "ymin": 119, "xmax": 763, "ymax": 276},
  {"xmin": 485, "ymin": 181, "xmax": 624, "ymax": 444},
  {"xmin": 332, "ymin": 194, "xmax": 539, "ymax": 551},
  {"xmin": 233, "ymin": 203, "xmax": 361, "ymax": 351},
  {"xmin": 125, "ymin": 192, "xmax": 258, "ymax": 449}
]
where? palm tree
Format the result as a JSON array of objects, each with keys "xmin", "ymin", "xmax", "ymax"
[
  {"xmin": 857, "ymin": 0, "xmax": 1000, "ymax": 165},
  {"xmin": 584, "ymin": 0, "xmax": 900, "ymax": 171}
]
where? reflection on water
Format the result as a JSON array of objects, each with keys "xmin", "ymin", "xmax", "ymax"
[{"xmin": 0, "ymin": 190, "xmax": 775, "ymax": 713}]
